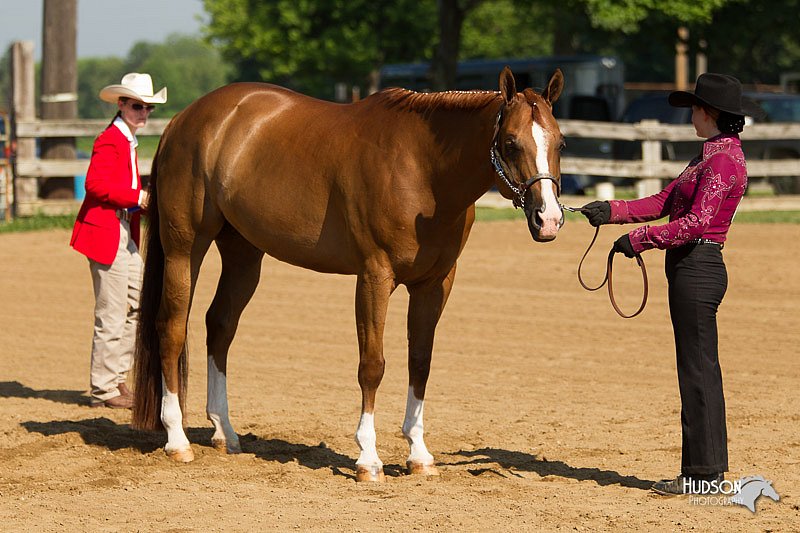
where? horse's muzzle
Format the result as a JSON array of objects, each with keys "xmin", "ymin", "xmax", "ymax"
[{"xmin": 524, "ymin": 189, "xmax": 564, "ymax": 242}]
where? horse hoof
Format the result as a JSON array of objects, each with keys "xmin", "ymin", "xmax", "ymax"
[
  {"xmin": 355, "ymin": 465, "xmax": 386, "ymax": 482},
  {"xmin": 166, "ymin": 447, "xmax": 195, "ymax": 463},
  {"xmin": 211, "ymin": 437, "xmax": 242, "ymax": 454},
  {"xmin": 407, "ymin": 461, "xmax": 439, "ymax": 477},
  {"xmin": 227, "ymin": 442, "xmax": 242, "ymax": 454}
]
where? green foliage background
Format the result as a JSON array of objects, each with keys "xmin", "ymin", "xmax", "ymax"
[
  {"xmin": 1, "ymin": 0, "xmax": 799, "ymax": 114},
  {"xmin": 202, "ymin": 0, "xmax": 437, "ymax": 98},
  {"xmin": 77, "ymin": 34, "xmax": 232, "ymax": 119}
]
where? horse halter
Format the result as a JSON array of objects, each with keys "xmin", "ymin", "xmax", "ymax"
[{"xmin": 490, "ymin": 105, "xmax": 560, "ymax": 210}]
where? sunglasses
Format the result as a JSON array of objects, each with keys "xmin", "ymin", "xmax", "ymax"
[{"xmin": 130, "ymin": 102, "xmax": 156, "ymax": 112}]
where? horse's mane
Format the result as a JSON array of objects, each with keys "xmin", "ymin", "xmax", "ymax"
[{"xmin": 373, "ymin": 87, "xmax": 500, "ymax": 114}]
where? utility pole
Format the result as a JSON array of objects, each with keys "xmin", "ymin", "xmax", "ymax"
[{"xmin": 40, "ymin": 0, "xmax": 78, "ymax": 199}]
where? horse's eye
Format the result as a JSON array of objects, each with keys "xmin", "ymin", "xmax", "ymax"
[
  {"xmin": 504, "ymin": 137, "xmax": 519, "ymax": 152},
  {"xmin": 559, "ymin": 138, "xmax": 566, "ymax": 152}
]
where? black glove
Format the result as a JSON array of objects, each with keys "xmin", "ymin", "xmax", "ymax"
[
  {"xmin": 581, "ymin": 201, "xmax": 611, "ymax": 227},
  {"xmin": 612, "ymin": 234, "xmax": 637, "ymax": 258}
]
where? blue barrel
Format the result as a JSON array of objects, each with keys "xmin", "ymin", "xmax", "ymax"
[{"xmin": 74, "ymin": 175, "xmax": 86, "ymax": 200}]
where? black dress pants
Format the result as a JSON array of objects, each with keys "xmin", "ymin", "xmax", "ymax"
[{"xmin": 665, "ymin": 243, "xmax": 728, "ymax": 475}]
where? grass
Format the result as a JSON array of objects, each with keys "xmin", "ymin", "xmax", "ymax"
[
  {"xmin": 475, "ymin": 207, "xmax": 588, "ymax": 223},
  {"xmin": 0, "ymin": 212, "xmax": 77, "ymax": 233},
  {"xmin": 731, "ymin": 210, "xmax": 800, "ymax": 223},
  {"xmin": 77, "ymin": 136, "xmax": 161, "ymax": 159},
  {"xmin": 1, "ymin": 208, "xmax": 798, "ymax": 235},
  {"xmin": 474, "ymin": 207, "xmax": 800, "ymax": 224}
]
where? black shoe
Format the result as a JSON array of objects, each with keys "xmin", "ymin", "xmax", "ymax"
[{"xmin": 651, "ymin": 473, "xmax": 724, "ymax": 496}]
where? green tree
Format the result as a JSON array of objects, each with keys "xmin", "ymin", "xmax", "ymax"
[
  {"xmin": 579, "ymin": 0, "xmax": 728, "ymax": 33},
  {"xmin": 700, "ymin": 0, "xmax": 800, "ymax": 84},
  {"xmin": 77, "ymin": 56, "xmax": 125, "ymax": 118},
  {"xmin": 431, "ymin": 0, "xmax": 730, "ymax": 90},
  {"xmin": 126, "ymin": 34, "xmax": 233, "ymax": 116},
  {"xmin": 430, "ymin": 0, "xmax": 484, "ymax": 90},
  {"xmin": 535, "ymin": 0, "xmax": 799, "ymax": 85},
  {"xmin": 77, "ymin": 34, "xmax": 231, "ymax": 119},
  {"xmin": 202, "ymin": 0, "xmax": 436, "ymax": 98},
  {"xmin": 460, "ymin": 0, "xmax": 552, "ymax": 59}
]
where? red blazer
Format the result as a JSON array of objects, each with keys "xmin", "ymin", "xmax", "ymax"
[{"xmin": 70, "ymin": 124, "xmax": 142, "ymax": 265}]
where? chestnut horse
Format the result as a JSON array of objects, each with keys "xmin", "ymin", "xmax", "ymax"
[{"xmin": 133, "ymin": 67, "xmax": 565, "ymax": 481}]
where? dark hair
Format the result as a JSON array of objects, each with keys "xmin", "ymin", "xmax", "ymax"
[
  {"xmin": 716, "ymin": 111, "xmax": 745, "ymax": 134},
  {"xmin": 106, "ymin": 110, "xmax": 122, "ymax": 129},
  {"xmin": 701, "ymin": 104, "xmax": 744, "ymax": 134},
  {"xmin": 105, "ymin": 97, "xmax": 128, "ymax": 128}
]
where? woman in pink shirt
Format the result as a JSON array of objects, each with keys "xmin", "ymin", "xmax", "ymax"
[{"xmin": 581, "ymin": 73, "xmax": 763, "ymax": 495}]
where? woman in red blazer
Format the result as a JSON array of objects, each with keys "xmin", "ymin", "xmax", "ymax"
[{"xmin": 71, "ymin": 73, "xmax": 167, "ymax": 409}]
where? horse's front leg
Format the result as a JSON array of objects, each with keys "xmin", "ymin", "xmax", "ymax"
[
  {"xmin": 403, "ymin": 264, "xmax": 457, "ymax": 476},
  {"xmin": 354, "ymin": 268, "xmax": 395, "ymax": 482}
]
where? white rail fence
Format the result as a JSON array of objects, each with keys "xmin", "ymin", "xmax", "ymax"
[{"xmin": 8, "ymin": 117, "xmax": 800, "ymax": 216}]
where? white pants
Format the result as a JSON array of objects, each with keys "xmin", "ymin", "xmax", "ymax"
[{"xmin": 88, "ymin": 220, "xmax": 142, "ymax": 401}]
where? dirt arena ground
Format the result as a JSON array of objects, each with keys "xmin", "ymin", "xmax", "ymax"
[{"xmin": 1, "ymin": 219, "xmax": 798, "ymax": 531}]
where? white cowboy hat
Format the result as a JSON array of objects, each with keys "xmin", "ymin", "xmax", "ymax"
[{"xmin": 99, "ymin": 72, "xmax": 167, "ymax": 104}]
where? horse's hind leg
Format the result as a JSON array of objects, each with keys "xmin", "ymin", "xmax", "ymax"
[
  {"xmin": 159, "ymin": 232, "xmax": 215, "ymax": 462},
  {"xmin": 403, "ymin": 264, "xmax": 457, "ymax": 476},
  {"xmin": 354, "ymin": 266, "xmax": 396, "ymax": 482},
  {"xmin": 205, "ymin": 224, "xmax": 264, "ymax": 454}
]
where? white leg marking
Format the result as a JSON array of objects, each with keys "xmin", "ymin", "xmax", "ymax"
[
  {"xmin": 531, "ymin": 122, "xmax": 562, "ymax": 238},
  {"xmin": 161, "ymin": 374, "xmax": 191, "ymax": 454},
  {"xmin": 354, "ymin": 412, "xmax": 382, "ymax": 468},
  {"xmin": 206, "ymin": 356, "xmax": 241, "ymax": 453},
  {"xmin": 402, "ymin": 386, "xmax": 434, "ymax": 466}
]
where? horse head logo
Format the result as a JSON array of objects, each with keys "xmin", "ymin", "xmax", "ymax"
[{"xmin": 729, "ymin": 476, "xmax": 780, "ymax": 513}]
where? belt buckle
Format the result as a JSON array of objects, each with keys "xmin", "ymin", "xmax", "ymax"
[{"xmin": 692, "ymin": 238, "xmax": 723, "ymax": 249}]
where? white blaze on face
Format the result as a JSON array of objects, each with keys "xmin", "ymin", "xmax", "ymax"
[{"xmin": 531, "ymin": 120, "xmax": 561, "ymax": 239}]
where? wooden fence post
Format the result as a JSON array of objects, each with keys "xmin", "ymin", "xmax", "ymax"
[
  {"xmin": 10, "ymin": 41, "xmax": 37, "ymax": 215},
  {"xmin": 675, "ymin": 27, "xmax": 689, "ymax": 91},
  {"xmin": 638, "ymin": 119, "xmax": 663, "ymax": 198}
]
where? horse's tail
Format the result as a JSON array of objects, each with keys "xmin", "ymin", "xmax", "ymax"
[{"xmin": 132, "ymin": 124, "xmax": 188, "ymax": 430}]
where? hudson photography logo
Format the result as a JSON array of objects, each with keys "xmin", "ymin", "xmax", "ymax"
[{"xmin": 687, "ymin": 475, "xmax": 780, "ymax": 513}]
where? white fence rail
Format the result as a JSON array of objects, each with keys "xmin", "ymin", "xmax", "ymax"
[{"xmin": 9, "ymin": 117, "xmax": 800, "ymax": 216}]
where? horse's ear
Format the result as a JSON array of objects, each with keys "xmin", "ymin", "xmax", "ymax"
[
  {"xmin": 542, "ymin": 68, "xmax": 564, "ymax": 106},
  {"xmin": 499, "ymin": 66, "xmax": 516, "ymax": 104}
]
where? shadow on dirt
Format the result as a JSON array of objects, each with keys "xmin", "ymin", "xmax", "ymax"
[
  {"xmin": 19, "ymin": 417, "xmax": 654, "ymax": 488},
  {"xmin": 239, "ymin": 432, "xmax": 359, "ymax": 479},
  {"xmin": 445, "ymin": 447, "xmax": 654, "ymax": 490},
  {"xmin": 0, "ymin": 381, "xmax": 88, "ymax": 405},
  {"xmin": 22, "ymin": 417, "xmax": 164, "ymax": 453},
  {"xmin": 20, "ymin": 418, "xmax": 360, "ymax": 478}
]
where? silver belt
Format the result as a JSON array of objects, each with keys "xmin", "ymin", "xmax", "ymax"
[{"xmin": 687, "ymin": 238, "xmax": 723, "ymax": 249}]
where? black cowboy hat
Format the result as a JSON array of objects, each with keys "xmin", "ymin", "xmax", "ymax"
[{"xmin": 669, "ymin": 73, "xmax": 764, "ymax": 118}]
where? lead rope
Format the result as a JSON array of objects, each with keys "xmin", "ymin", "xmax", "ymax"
[{"xmin": 564, "ymin": 206, "xmax": 649, "ymax": 319}]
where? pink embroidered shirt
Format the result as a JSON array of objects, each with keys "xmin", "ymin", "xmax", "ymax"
[{"xmin": 608, "ymin": 133, "xmax": 747, "ymax": 253}]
